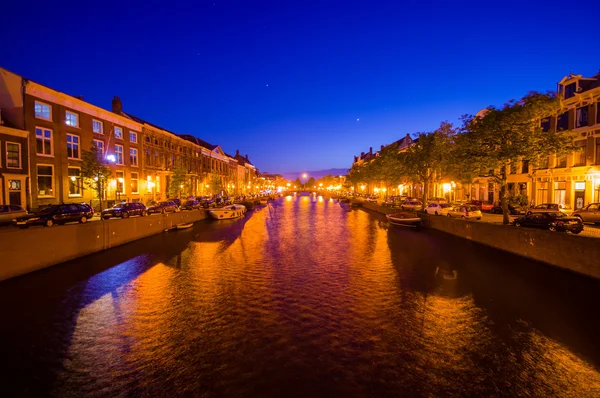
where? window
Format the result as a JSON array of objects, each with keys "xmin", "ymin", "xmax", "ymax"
[
  {"xmin": 541, "ymin": 117, "xmax": 551, "ymax": 132},
  {"xmin": 573, "ymin": 140, "xmax": 587, "ymax": 167},
  {"xmin": 556, "ymin": 154, "xmax": 567, "ymax": 168},
  {"xmin": 116, "ymin": 171, "xmax": 125, "ymax": 194},
  {"xmin": 115, "ymin": 144, "xmax": 124, "ymax": 165},
  {"xmin": 564, "ymin": 83, "xmax": 576, "ymax": 99},
  {"xmin": 93, "ymin": 139, "xmax": 104, "ymax": 155},
  {"xmin": 68, "ymin": 167, "xmax": 82, "ymax": 196},
  {"xmin": 34, "ymin": 101, "xmax": 52, "ymax": 120},
  {"xmin": 145, "ymin": 149, "xmax": 151, "ymax": 166},
  {"xmin": 554, "ymin": 182, "xmax": 566, "ymax": 205},
  {"xmin": 35, "ymin": 127, "xmax": 53, "ymax": 156},
  {"xmin": 67, "ymin": 134, "xmax": 80, "ymax": 159},
  {"xmin": 596, "ymin": 138, "xmax": 600, "ymax": 165},
  {"xmin": 92, "ymin": 119, "xmax": 103, "ymax": 134},
  {"xmin": 521, "ymin": 160, "xmax": 529, "ymax": 174},
  {"xmin": 510, "ymin": 163, "xmax": 517, "ymax": 174},
  {"xmin": 536, "ymin": 182, "xmax": 548, "ymax": 204},
  {"xmin": 145, "ymin": 136, "xmax": 151, "ymax": 143},
  {"xmin": 129, "ymin": 131, "xmax": 138, "ymax": 143},
  {"xmin": 130, "ymin": 148, "xmax": 138, "ymax": 167},
  {"xmin": 37, "ymin": 165, "xmax": 54, "ymax": 197},
  {"xmin": 114, "ymin": 126, "xmax": 123, "ymax": 139},
  {"xmin": 557, "ymin": 112, "xmax": 569, "ymax": 131},
  {"xmin": 576, "ymin": 106, "xmax": 589, "ymax": 128},
  {"xmin": 131, "ymin": 172, "xmax": 139, "ymax": 194},
  {"xmin": 65, "ymin": 111, "xmax": 79, "ymax": 127},
  {"xmin": 6, "ymin": 142, "xmax": 21, "ymax": 168},
  {"xmin": 597, "ymin": 102, "xmax": 600, "ymax": 125}
]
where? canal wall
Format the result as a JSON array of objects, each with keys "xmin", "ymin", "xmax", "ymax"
[
  {"xmin": 0, "ymin": 211, "xmax": 207, "ymax": 281},
  {"xmin": 360, "ymin": 201, "xmax": 600, "ymax": 280}
]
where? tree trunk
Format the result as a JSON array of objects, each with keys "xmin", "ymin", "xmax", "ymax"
[
  {"xmin": 422, "ymin": 179, "xmax": 429, "ymax": 207},
  {"xmin": 500, "ymin": 181, "xmax": 509, "ymax": 225}
]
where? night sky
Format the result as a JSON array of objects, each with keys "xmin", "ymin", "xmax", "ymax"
[{"xmin": 1, "ymin": 0, "xmax": 597, "ymax": 173}]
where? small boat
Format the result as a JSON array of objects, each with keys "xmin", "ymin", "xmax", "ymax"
[
  {"xmin": 350, "ymin": 201, "xmax": 361, "ymax": 208},
  {"xmin": 209, "ymin": 204, "xmax": 247, "ymax": 220},
  {"xmin": 175, "ymin": 222, "xmax": 193, "ymax": 230},
  {"xmin": 386, "ymin": 212, "xmax": 422, "ymax": 229}
]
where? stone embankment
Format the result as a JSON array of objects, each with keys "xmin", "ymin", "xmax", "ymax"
[
  {"xmin": 359, "ymin": 201, "xmax": 600, "ymax": 280},
  {"xmin": 0, "ymin": 211, "xmax": 207, "ymax": 281}
]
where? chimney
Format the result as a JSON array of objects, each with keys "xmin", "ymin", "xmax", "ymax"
[
  {"xmin": 245, "ymin": 154, "xmax": 249, "ymax": 161},
  {"xmin": 76, "ymin": 95, "xmax": 84, "ymax": 101},
  {"xmin": 369, "ymin": 147, "xmax": 373, "ymax": 154},
  {"xmin": 380, "ymin": 145, "xmax": 384, "ymax": 150},
  {"xmin": 112, "ymin": 96, "xmax": 122, "ymax": 114},
  {"xmin": 236, "ymin": 149, "xmax": 239, "ymax": 156},
  {"xmin": 361, "ymin": 151, "xmax": 364, "ymax": 156}
]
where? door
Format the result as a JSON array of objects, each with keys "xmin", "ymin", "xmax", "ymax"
[
  {"xmin": 9, "ymin": 192, "xmax": 21, "ymax": 206},
  {"xmin": 574, "ymin": 190, "xmax": 585, "ymax": 210}
]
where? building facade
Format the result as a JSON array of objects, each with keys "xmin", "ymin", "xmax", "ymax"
[{"xmin": 0, "ymin": 124, "xmax": 29, "ymax": 207}]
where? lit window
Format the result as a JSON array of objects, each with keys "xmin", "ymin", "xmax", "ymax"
[
  {"xmin": 129, "ymin": 131, "xmax": 138, "ymax": 143},
  {"xmin": 34, "ymin": 101, "xmax": 52, "ymax": 120},
  {"xmin": 37, "ymin": 165, "xmax": 54, "ymax": 197},
  {"xmin": 68, "ymin": 167, "xmax": 82, "ymax": 196},
  {"xmin": 93, "ymin": 139, "xmax": 104, "ymax": 155},
  {"xmin": 115, "ymin": 144, "xmax": 124, "ymax": 165},
  {"xmin": 92, "ymin": 119, "xmax": 103, "ymax": 134},
  {"xmin": 116, "ymin": 171, "xmax": 125, "ymax": 194},
  {"xmin": 35, "ymin": 127, "xmax": 53, "ymax": 156},
  {"xmin": 6, "ymin": 142, "xmax": 21, "ymax": 168},
  {"xmin": 131, "ymin": 172, "xmax": 139, "ymax": 194},
  {"xmin": 114, "ymin": 126, "xmax": 123, "ymax": 139},
  {"xmin": 65, "ymin": 111, "xmax": 79, "ymax": 127},
  {"xmin": 130, "ymin": 148, "xmax": 138, "ymax": 167},
  {"xmin": 67, "ymin": 134, "xmax": 80, "ymax": 159}
]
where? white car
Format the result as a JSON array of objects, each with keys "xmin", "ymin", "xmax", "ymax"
[
  {"xmin": 425, "ymin": 203, "xmax": 452, "ymax": 216},
  {"xmin": 447, "ymin": 205, "xmax": 482, "ymax": 220}
]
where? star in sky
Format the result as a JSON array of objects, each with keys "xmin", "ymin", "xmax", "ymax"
[{"xmin": 356, "ymin": 118, "xmax": 360, "ymax": 121}]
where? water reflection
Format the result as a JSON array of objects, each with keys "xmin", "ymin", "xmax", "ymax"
[{"xmin": 0, "ymin": 193, "xmax": 600, "ymax": 396}]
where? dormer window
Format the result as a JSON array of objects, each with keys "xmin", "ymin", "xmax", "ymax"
[{"xmin": 564, "ymin": 82, "xmax": 577, "ymax": 99}]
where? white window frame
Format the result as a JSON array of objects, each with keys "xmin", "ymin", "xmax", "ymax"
[
  {"xmin": 115, "ymin": 144, "xmax": 124, "ymax": 165},
  {"xmin": 93, "ymin": 139, "xmax": 104, "ymax": 155},
  {"xmin": 68, "ymin": 166, "xmax": 83, "ymax": 197},
  {"xmin": 114, "ymin": 126, "xmax": 123, "ymax": 140},
  {"xmin": 67, "ymin": 134, "xmax": 80, "ymax": 159},
  {"xmin": 130, "ymin": 147, "xmax": 138, "ymax": 167},
  {"xmin": 65, "ymin": 110, "xmax": 79, "ymax": 127},
  {"xmin": 92, "ymin": 119, "xmax": 104, "ymax": 134},
  {"xmin": 131, "ymin": 172, "xmax": 139, "ymax": 194},
  {"xmin": 34, "ymin": 101, "xmax": 52, "ymax": 121},
  {"xmin": 35, "ymin": 127, "xmax": 53, "ymax": 157},
  {"xmin": 37, "ymin": 164, "xmax": 55, "ymax": 198},
  {"xmin": 129, "ymin": 131, "xmax": 138, "ymax": 143},
  {"xmin": 116, "ymin": 171, "xmax": 125, "ymax": 194},
  {"xmin": 6, "ymin": 142, "xmax": 21, "ymax": 169}
]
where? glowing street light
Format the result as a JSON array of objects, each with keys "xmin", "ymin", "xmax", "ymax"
[{"xmin": 106, "ymin": 154, "xmax": 116, "ymax": 163}]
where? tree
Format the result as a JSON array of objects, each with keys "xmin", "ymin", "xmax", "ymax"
[
  {"xmin": 294, "ymin": 178, "xmax": 302, "ymax": 189},
  {"xmin": 169, "ymin": 164, "xmax": 188, "ymax": 198},
  {"xmin": 401, "ymin": 122, "xmax": 456, "ymax": 205},
  {"xmin": 307, "ymin": 177, "xmax": 316, "ymax": 189},
  {"xmin": 210, "ymin": 174, "xmax": 223, "ymax": 195},
  {"xmin": 80, "ymin": 146, "xmax": 112, "ymax": 211},
  {"xmin": 454, "ymin": 92, "xmax": 573, "ymax": 224}
]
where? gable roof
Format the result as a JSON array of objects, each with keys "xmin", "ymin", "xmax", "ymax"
[{"xmin": 178, "ymin": 134, "xmax": 218, "ymax": 151}]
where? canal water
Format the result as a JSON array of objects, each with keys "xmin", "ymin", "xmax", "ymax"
[{"xmin": 1, "ymin": 193, "xmax": 600, "ymax": 397}]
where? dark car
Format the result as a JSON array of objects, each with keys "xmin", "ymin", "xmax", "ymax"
[
  {"xmin": 147, "ymin": 201, "xmax": 179, "ymax": 214},
  {"xmin": 77, "ymin": 203, "xmax": 95, "ymax": 219},
  {"xmin": 512, "ymin": 211, "xmax": 583, "ymax": 234},
  {"xmin": 181, "ymin": 199, "xmax": 201, "ymax": 210},
  {"xmin": 102, "ymin": 202, "xmax": 147, "ymax": 219},
  {"xmin": 13, "ymin": 204, "xmax": 90, "ymax": 228},
  {"xmin": 490, "ymin": 204, "xmax": 526, "ymax": 215}
]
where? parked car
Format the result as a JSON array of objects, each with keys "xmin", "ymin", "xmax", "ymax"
[
  {"xmin": 147, "ymin": 201, "xmax": 179, "ymax": 214},
  {"xmin": 77, "ymin": 203, "xmax": 95, "ymax": 219},
  {"xmin": 527, "ymin": 203, "xmax": 573, "ymax": 216},
  {"xmin": 571, "ymin": 203, "xmax": 600, "ymax": 224},
  {"xmin": 13, "ymin": 204, "xmax": 90, "ymax": 227},
  {"xmin": 425, "ymin": 202, "xmax": 452, "ymax": 216},
  {"xmin": 383, "ymin": 196, "xmax": 403, "ymax": 207},
  {"xmin": 490, "ymin": 203, "xmax": 526, "ymax": 215},
  {"xmin": 512, "ymin": 211, "xmax": 583, "ymax": 234},
  {"xmin": 466, "ymin": 200, "xmax": 494, "ymax": 212},
  {"xmin": 401, "ymin": 199, "xmax": 423, "ymax": 211},
  {"xmin": 447, "ymin": 205, "xmax": 482, "ymax": 220},
  {"xmin": 102, "ymin": 202, "xmax": 147, "ymax": 219},
  {"xmin": 181, "ymin": 199, "xmax": 202, "ymax": 210},
  {"xmin": 0, "ymin": 205, "xmax": 27, "ymax": 224},
  {"xmin": 364, "ymin": 196, "xmax": 378, "ymax": 203},
  {"xmin": 427, "ymin": 197, "xmax": 448, "ymax": 204}
]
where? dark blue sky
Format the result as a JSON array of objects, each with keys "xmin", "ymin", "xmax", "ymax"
[{"xmin": 1, "ymin": 1, "xmax": 597, "ymax": 173}]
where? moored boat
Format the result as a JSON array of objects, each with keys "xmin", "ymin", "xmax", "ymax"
[
  {"xmin": 209, "ymin": 204, "xmax": 247, "ymax": 220},
  {"xmin": 386, "ymin": 212, "xmax": 422, "ymax": 229},
  {"xmin": 176, "ymin": 222, "xmax": 193, "ymax": 229}
]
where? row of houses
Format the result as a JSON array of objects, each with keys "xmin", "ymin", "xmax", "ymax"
[
  {"xmin": 0, "ymin": 67, "xmax": 257, "ymax": 211},
  {"xmin": 352, "ymin": 71, "xmax": 600, "ymax": 210}
]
